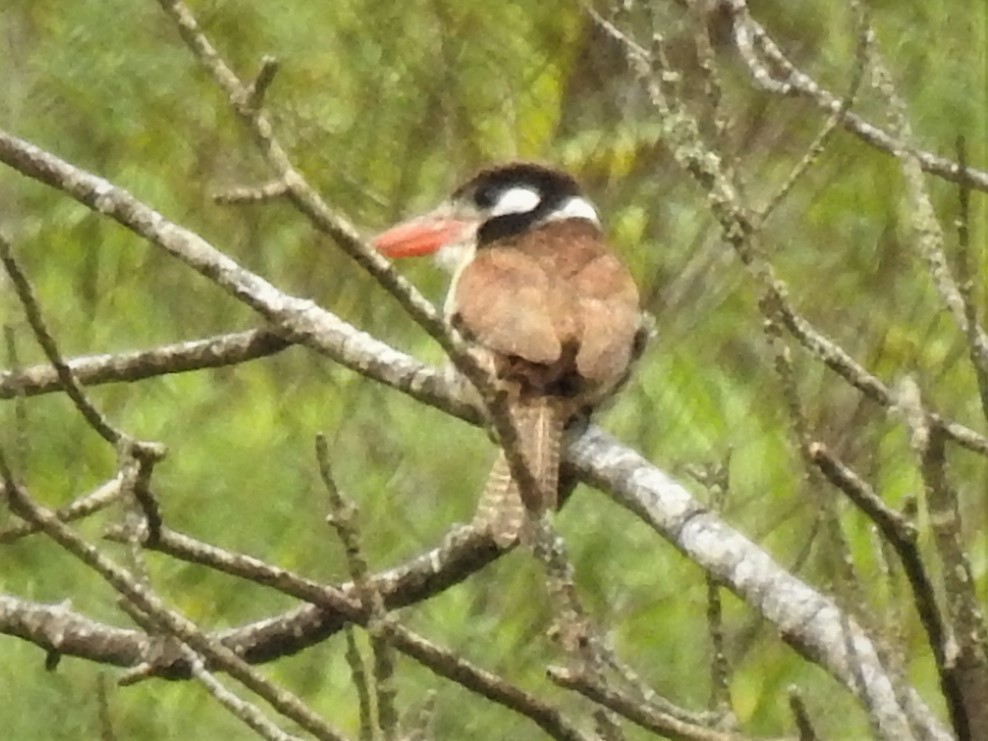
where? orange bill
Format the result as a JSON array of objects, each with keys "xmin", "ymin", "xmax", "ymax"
[{"xmin": 372, "ymin": 217, "xmax": 470, "ymax": 258}]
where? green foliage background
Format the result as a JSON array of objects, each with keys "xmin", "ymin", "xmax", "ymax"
[{"xmin": 1, "ymin": 1, "xmax": 985, "ymax": 739}]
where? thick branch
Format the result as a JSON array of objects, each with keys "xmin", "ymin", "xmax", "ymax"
[{"xmin": 0, "ymin": 125, "xmax": 952, "ymax": 739}]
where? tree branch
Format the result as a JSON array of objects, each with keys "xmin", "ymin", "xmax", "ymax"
[
  {"xmin": 0, "ymin": 329, "xmax": 291, "ymax": 400},
  {"xmin": 723, "ymin": 0, "xmax": 988, "ymax": 193}
]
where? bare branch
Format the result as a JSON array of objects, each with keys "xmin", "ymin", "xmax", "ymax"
[
  {"xmin": 1, "ymin": 423, "xmax": 953, "ymax": 740},
  {"xmin": 583, "ymin": 10, "xmax": 988, "ymax": 460},
  {"xmin": 575, "ymin": 427, "xmax": 950, "ymax": 741},
  {"xmin": 0, "ymin": 236, "xmax": 123, "ymax": 445},
  {"xmin": 897, "ymin": 380, "xmax": 988, "ymax": 739},
  {"xmin": 548, "ymin": 667, "xmax": 767, "ymax": 741},
  {"xmin": 0, "ymin": 128, "xmax": 478, "ymax": 426},
  {"xmin": 394, "ymin": 629, "xmax": 591, "ymax": 741},
  {"xmin": 0, "ymin": 477, "xmax": 124, "ymax": 544},
  {"xmin": 755, "ymin": 6, "xmax": 869, "ymax": 226},
  {"xmin": 0, "ymin": 111, "xmax": 954, "ymax": 741},
  {"xmin": 152, "ymin": 0, "xmax": 494, "ymax": 406},
  {"xmin": 108, "ymin": 520, "xmax": 591, "ymax": 740},
  {"xmin": 213, "ymin": 180, "xmax": 289, "ymax": 205},
  {"xmin": 723, "ymin": 0, "xmax": 988, "ymax": 193},
  {"xmin": 953, "ymin": 137, "xmax": 988, "ymax": 423},
  {"xmin": 245, "ymin": 55, "xmax": 280, "ymax": 111},
  {"xmin": 786, "ymin": 687, "xmax": 818, "ymax": 741},
  {"xmin": 1, "ymin": 469, "xmax": 349, "ymax": 741},
  {"xmin": 343, "ymin": 628, "xmax": 374, "ymax": 741},
  {"xmin": 318, "ymin": 436, "xmax": 397, "ymax": 740},
  {"xmin": 0, "ymin": 328, "xmax": 292, "ymax": 400},
  {"xmin": 867, "ymin": 37, "xmax": 988, "ymax": 398}
]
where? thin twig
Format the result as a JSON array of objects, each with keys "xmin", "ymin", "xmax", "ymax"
[
  {"xmin": 548, "ymin": 667, "xmax": 762, "ymax": 741},
  {"xmin": 400, "ymin": 690, "xmax": 436, "ymax": 741},
  {"xmin": 755, "ymin": 6, "xmax": 869, "ymax": 226},
  {"xmin": 0, "ymin": 328, "xmax": 292, "ymax": 400},
  {"xmin": 584, "ymin": 8, "xmax": 988, "ymax": 460},
  {"xmin": 808, "ymin": 439, "xmax": 964, "ymax": 735},
  {"xmin": 897, "ymin": 379, "xmax": 988, "ymax": 739},
  {"xmin": 0, "ymin": 477, "xmax": 124, "ymax": 544},
  {"xmin": 317, "ymin": 435, "xmax": 397, "ymax": 740},
  {"xmin": 0, "ymin": 236, "xmax": 122, "ymax": 445},
  {"xmin": 952, "ymin": 136, "xmax": 988, "ymax": 423},
  {"xmin": 531, "ymin": 519, "xmax": 623, "ymax": 738},
  {"xmin": 602, "ymin": 653, "xmax": 721, "ymax": 729},
  {"xmin": 97, "ymin": 673, "xmax": 117, "ymax": 741},
  {"xmin": 123, "ymin": 598, "xmax": 303, "ymax": 741},
  {"xmin": 396, "ymin": 629, "xmax": 591, "ymax": 741},
  {"xmin": 188, "ymin": 653, "xmax": 304, "ymax": 741},
  {"xmin": 869, "ymin": 523, "xmax": 914, "ymax": 732},
  {"xmin": 866, "ymin": 32, "xmax": 988, "ymax": 405},
  {"xmin": 786, "ymin": 687, "xmax": 818, "ymax": 741},
  {"xmin": 154, "ymin": 0, "xmax": 547, "ymax": 544},
  {"xmin": 703, "ymin": 458, "xmax": 733, "ymax": 721},
  {"xmin": 246, "ymin": 55, "xmax": 279, "ymax": 110},
  {"xmin": 344, "ymin": 628, "xmax": 375, "ymax": 741},
  {"xmin": 689, "ymin": 2, "xmax": 731, "ymax": 146},
  {"xmin": 2, "ymin": 324, "xmax": 30, "ymax": 467},
  {"xmin": 723, "ymin": 0, "xmax": 988, "ymax": 192},
  {"xmin": 0, "ymin": 463, "xmax": 348, "ymax": 741},
  {"xmin": 213, "ymin": 179, "xmax": 289, "ymax": 205}
]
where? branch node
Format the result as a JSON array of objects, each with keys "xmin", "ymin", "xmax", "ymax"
[{"xmin": 246, "ymin": 55, "xmax": 280, "ymax": 110}]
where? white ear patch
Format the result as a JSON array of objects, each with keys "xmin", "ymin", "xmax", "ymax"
[
  {"xmin": 490, "ymin": 186, "xmax": 541, "ymax": 217},
  {"xmin": 544, "ymin": 196, "xmax": 600, "ymax": 226}
]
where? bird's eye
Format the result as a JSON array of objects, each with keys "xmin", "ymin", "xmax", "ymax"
[{"xmin": 473, "ymin": 185, "xmax": 497, "ymax": 209}]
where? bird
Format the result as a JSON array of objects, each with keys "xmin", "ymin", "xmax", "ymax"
[{"xmin": 373, "ymin": 162, "xmax": 644, "ymax": 546}]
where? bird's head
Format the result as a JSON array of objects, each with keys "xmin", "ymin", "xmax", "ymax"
[{"xmin": 372, "ymin": 162, "xmax": 601, "ymax": 272}]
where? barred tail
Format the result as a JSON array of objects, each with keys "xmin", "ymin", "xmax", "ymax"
[{"xmin": 473, "ymin": 396, "xmax": 566, "ymax": 546}]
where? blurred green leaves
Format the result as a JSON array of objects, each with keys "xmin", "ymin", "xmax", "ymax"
[{"xmin": 1, "ymin": 0, "xmax": 985, "ymax": 738}]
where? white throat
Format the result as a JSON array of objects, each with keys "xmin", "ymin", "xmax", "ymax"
[
  {"xmin": 437, "ymin": 240, "xmax": 476, "ymax": 318},
  {"xmin": 434, "ymin": 239, "xmax": 475, "ymax": 275}
]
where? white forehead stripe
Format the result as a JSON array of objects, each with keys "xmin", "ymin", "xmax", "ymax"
[
  {"xmin": 490, "ymin": 186, "xmax": 541, "ymax": 217},
  {"xmin": 545, "ymin": 196, "xmax": 600, "ymax": 226}
]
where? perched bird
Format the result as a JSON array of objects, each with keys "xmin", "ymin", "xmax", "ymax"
[{"xmin": 374, "ymin": 162, "xmax": 643, "ymax": 546}]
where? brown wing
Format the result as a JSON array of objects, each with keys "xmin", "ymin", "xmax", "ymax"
[
  {"xmin": 452, "ymin": 248, "xmax": 563, "ymax": 366},
  {"xmin": 570, "ymin": 251, "xmax": 640, "ymax": 389},
  {"xmin": 522, "ymin": 221, "xmax": 641, "ymax": 391}
]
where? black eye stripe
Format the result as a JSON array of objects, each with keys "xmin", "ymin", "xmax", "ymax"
[
  {"xmin": 457, "ymin": 162, "xmax": 582, "ymax": 209},
  {"xmin": 452, "ymin": 162, "xmax": 586, "ymax": 245},
  {"xmin": 473, "ymin": 185, "xmax": 497, "ymax": 209},
  {"xmin": 476, "ymin": 191, "xmax": 567, "ymax": 245}
]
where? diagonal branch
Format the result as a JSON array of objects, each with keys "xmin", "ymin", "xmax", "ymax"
[
  {"xmin": 0, "ymin": 328, "xmax": 291, "ymax": 400},
  {"xmin": 1, "ymin": 469, "xmax": 349, "ymax": 741},
  {"xmin": 1, "ymin": 237, "xmax": 124, "ymax": 445},
  {"xmin": 0, "ymin": 123, "xmax": 952, "ymax": 739},
  {"xmin": 152, "ymin": 0, "xmax": 548, "ymax": 538},
  {"xmin": 723, "ymin": 0, "xmax": 988, "ymax": 193},
  {"xmin": 867, "ymin": 39, "xmax": 988, "ymax": 413},
  {"xmin": 585, "ymin": 11, "xmax": 987, "ymax": 464}
]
